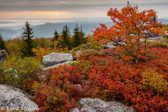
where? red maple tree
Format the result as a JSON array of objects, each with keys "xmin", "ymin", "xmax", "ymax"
[{"xmin": 93, "ymin": 2, "xmax": 165, "ymax": 63}]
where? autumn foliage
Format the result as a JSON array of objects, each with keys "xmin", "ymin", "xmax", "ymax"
[
  {"xmin": 93, "ymin": 2, "xmax": 165, "ymax": 63},
  {"xmin": 32, "ymin": 47, "xmax": 168, "ymax": 112},
  {"xmin": 1, "ymin": 2, "xmax": 168, "ymax": 112}
]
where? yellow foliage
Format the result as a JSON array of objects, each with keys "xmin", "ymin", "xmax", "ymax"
[
  {"xmin": 148, "ymin": 38, "xmax": 168, "ymax": 48},
  {"xmin": 6, "ymin": 41, "xmax": 22, "ymax": 57},
  {"xmin": 87, "ymin": 34, "xmax": 97, "ymax": 43},
  {"xmin": 142, "ymin": 69, "xmax": 168, "ymax": 94},
  {"xmin": 32, "ymin": 46, "xmax": 53, "ymax": 61}
]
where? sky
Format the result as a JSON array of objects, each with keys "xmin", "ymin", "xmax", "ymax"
[{"xmin": 0, "ymin": 0, "xmax": 168, "ymax": 22}]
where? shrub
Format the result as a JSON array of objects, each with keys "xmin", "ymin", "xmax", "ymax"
[
  {"xmin": 73, "ymin": 41, "xmax": 103, "ymax": 51},
  {"xmin": 148, "ymin": 38, "xmax": 168, "ymax": 48},
  {"xmin": 142, "ymin": 69, "xmax": 168, "ymax": 94},
  {"xmin": 33, "ymin": 47, "xmax": 168, "ymax": 112},
  {"xmin": 1, "ymin": 57, "xmax": 42, "ymax": 94},
  {"xmin": 33, "ymin": 65, "xmax": 83, "ymax": 111},
  {"xmin": 32, "ymin": 46, "xmax": 53, "ymax": 61}
]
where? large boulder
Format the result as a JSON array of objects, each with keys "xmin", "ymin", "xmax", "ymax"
[
  {"xmin": 42, "ymin": 61, "xmax": 74, "ymax": 71},
  {"xmin": 69, "ymin": 108, "xmax": 80, "ymax": 112},
  {"xmin": 0, "ymin": 50, "xmax": 7, "ymax": 67},
  {"xmin": 70, "ymin": 98, "xmax": 134, "ymax": 112},
  {"xmin": 0, "ymin": 84, "xmax": 39, "ymax": 111},
  {"xmin": 42, "ymin": 52, "xmax": 73, "ymax": 67}
]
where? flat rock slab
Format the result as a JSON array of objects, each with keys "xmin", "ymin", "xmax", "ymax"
[
  {"xmin": 70, "ymin": 98, "xmax": 134, "ymax": 112},
  {"xmin": 0, "ymin": 84, "xmax": 39, "ymax": 111},
  {"xmin": 42, "ymin": 61, "xmax": 74, "ymax": 71},
  {"xmin": 42, "ymin": 52, "xmax": 73, "ymax": 67}
]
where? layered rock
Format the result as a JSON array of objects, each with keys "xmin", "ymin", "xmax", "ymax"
[{"xmin": 42, "ymin": 52, "xmax": 73, "ymax": 70}]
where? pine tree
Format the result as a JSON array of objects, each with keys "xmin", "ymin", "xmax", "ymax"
[
  {"xmin": 61, "ymin": 25, "xmax": 71, "ymax": 49},
  {"xmin": 0, "ymin": 34, "xmax": 6, "ymax": 50},
  {"xmin": 80, "ymin": 26, "xmax": 86, "ymax": 44},
  {"xmin": 52, "ymin": 30, "xmax": 60, "ymax": 49},
  {"xmin": 21, "ymin": 21, "xmax": 35, "ymax": 57},
  {"xmin": 72, "ymin": 24, "xmax": 86, "ymax": 47},
  {"xmin": 72, "ymin": 24, "xmax": 82, "ymax": 47},
  {"xmin": 53, "ymin": 30, "xmax": 59, "ymax": 41}
]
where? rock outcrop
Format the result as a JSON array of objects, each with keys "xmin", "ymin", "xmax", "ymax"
[
  {"xmin": 0, "ymin": 50, "xmax": 7, "ymax": 67},
  {"xmin": 42, "ymin": 52, "xmax": 73, "ymax": 70},
  {"xmin": 102, "ymin": 42, "xmax": 115, "ymax": 49},
  {"xmin": 42, "ymin": 52, "xmax": 73, "ymax": 67},
  {"xmin": 42, "ymin": 61, "xmax": 74, "ymax": 71},
  {"xmin": 0, "ymin": 84, "xmax": 39, "ymax": 111},
  {"xmin": 70, "ymin": 98, "xmax": 134, "ymax": 112}
]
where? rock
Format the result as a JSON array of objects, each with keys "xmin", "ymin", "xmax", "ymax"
[
  {"xmin": 42, "ymin": 52, "xmax": 73, "ymax": 67},
  {"xmin": 0, "ymin": 84, "xmax": 39, "ymax": 111},
  {"xmin": 74, "ymin": 84, "xmax": 82, "ymax": 91},
  {"xmin": 0, "ymin": 50, "xmax": 7, "ymax": 67},
  {"xmin": 69, "ymin": 108, "xmax": 80, "ymax": 112},
  {"xmin": 102, "ymin": 45, "xmax": 115, "ymax": 49},
  {"xmin": 42, "ymin": 61, "xmax": 74, "ymax": 71},
  {"xmin": 102, "ymin": 42, "xmax": 115, "ymax": 49},
  {"xmin": 79, "ymin": 98, "xmax": 134, "ymax": 112},
  {"xmin": 148, "ymin": 36, "xmax": 163, "ymax": 41}
]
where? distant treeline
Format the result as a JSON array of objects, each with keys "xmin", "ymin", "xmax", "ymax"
[{"xmin": 0, "ymin": 21, "xmax": 93, "ymax": 57}]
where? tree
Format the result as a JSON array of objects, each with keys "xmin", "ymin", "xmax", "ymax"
[
  {"xmin": 60, "ymin": 24, "xmax": 71, "ymax": 49},
  {"xmin": 21, "ymin": 21, "xmax": 35, "ymax": 57},
  {"xmin": 80, "ymin": 26, "xmax": 87, "ymax": 44},
  {"xmin": 72, "ymin": 24, "xmax": 86, "ymax": 47},
  {"xmin": 0, "ymin": 34, "xmax": 6, "ymax": 50},
  {"xmin": 53, "ymin": 30, "xmax": 59, "ymax": 41},
  {"xmin": 72, "ymin": 24, "xmax": 82, "ymax": 47},
  {"xmin": 93, "ymin": 2, "xmax": 164, "ymax": 63},
  {"xmin": 51, "ymin": 30, "xmax": 60, "ymax": 49}
]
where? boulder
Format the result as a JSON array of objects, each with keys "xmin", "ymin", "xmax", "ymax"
[
  {"xmin": 42, "ymin": 52, "xmax": 73, "ymax": 67},
  {"xmin": 70, "ymin": 98, "xmax": 134, "ymax": 112},
  {"xmin": 69, "ymin": 108, "xmax": 80, "ymax": 112},
  {"xmin": 102, "ymin": 45, "xmax": 115, "ymax": 49},
  {"xmin": 0, "ymin": 50, "xmax": 7, "ymax": 67},
  {"xmin": 42, "ymin": 61, "xmax": 74, "ymax": 71},
  {"xmin": 0, "ymin": 84, "xmax": 39, "ymax": 111},
  {"xmin": 148, "ymin": 36, "xmax": 163, "ymax": 41},
  {"xmin": 102, "ymin": 42, "xmax": 115, "ymax": 49}
]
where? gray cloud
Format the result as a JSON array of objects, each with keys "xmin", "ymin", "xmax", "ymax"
[{"xmin": 1, "ymin": 0, "xmax": 168, "ymax": 11}]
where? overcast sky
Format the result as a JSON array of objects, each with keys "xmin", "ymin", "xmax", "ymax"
[{"xmin": 0, "ymin": 0, "xmax": 168, "ymax": 22}]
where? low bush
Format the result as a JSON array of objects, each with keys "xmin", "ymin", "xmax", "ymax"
[
  {"xmin": 33, "ymin": 47, "xmax": 168, "ymax": 111},
  {"xmin": 148, "ymin": 38, "xmax": 168, "ymax": 48},
  {"xmin": 0, "ymin": 57, "xmax": 42, "ymax": 94}
]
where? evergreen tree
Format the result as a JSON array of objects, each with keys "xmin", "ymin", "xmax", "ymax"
[
  {"xmin": 52, "ymin": 30, "xmax": 60, "ymax": 49},
  {"xmin": 53, "ymin": 30, "xmax": 59, "ymax": 41},
  {"xmin": 72, "ymin": 24, "xmax": 82, "ymax": 47},
  {"xmin": 61, "ymin": 25, "xmax": 71, "ymax": 49},
  {"xmin": 21, "ymin": 21, "xmax": 35, "ymax": 57},
  {"xmin": 72, "ymin": 24, "xmax": 86, "ymax": 47},
  {"xmin": 0, "ymin": 34, "xmax": 6, "ymax": 50},
  {"xmin": 80, "ymin": 26, "xmax": 86, "ymax": 43}
]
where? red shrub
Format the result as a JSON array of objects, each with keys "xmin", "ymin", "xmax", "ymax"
[{"xmin": 33, "ymin": 48, "xmax": 168, "ymax": 111}]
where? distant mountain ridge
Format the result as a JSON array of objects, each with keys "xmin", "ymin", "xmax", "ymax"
[
  {"xmin": 0, "ymin": 18, "xmax": 168, "ymax": 40},
  {"xmin": 0, "ymin": 21, "xmax": 113, "ymax": 40},
  {"xmin": 33, "ymin": 21, "xmax": 113, "ymax": 38}
]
